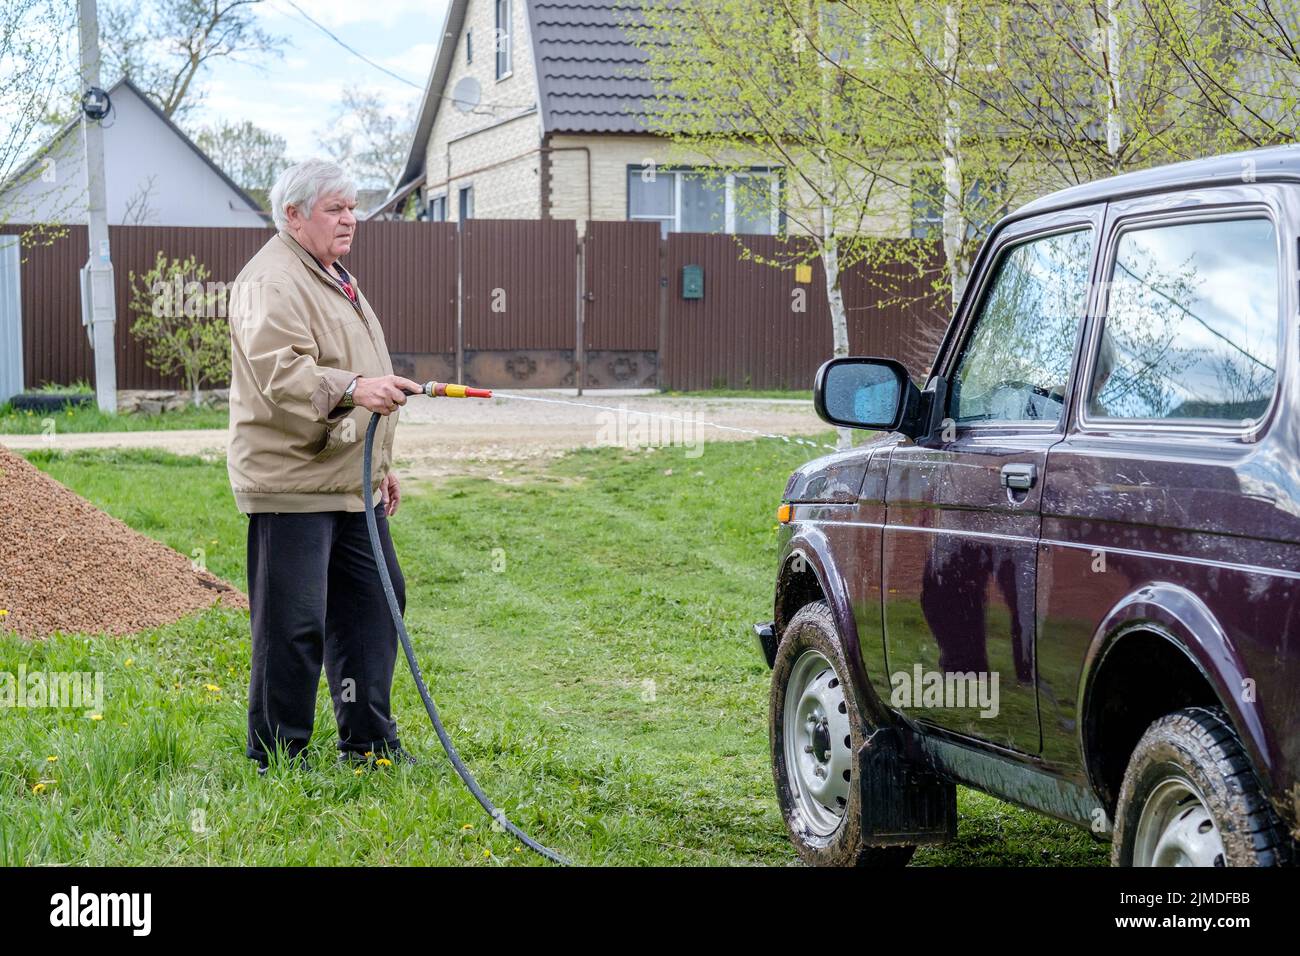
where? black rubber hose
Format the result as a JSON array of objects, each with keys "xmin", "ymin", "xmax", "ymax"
[{"xmin": 361, "ymin": 410, "xmax": 571, "ymax": 866}]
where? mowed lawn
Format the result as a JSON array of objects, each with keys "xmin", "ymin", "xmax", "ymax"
[
  {"xmin": 0, "ymin": 403, "xmax": 228, "ymax": 434},
  {"xmin": 0, "ymin": 439, "xmax": 1107, "ymax": 866}
]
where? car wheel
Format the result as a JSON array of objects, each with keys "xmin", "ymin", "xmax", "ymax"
[
  {"xmin": 769, "ymin": 600, "xmax": 915, "ymax": 867},
  {"xmin": 1112, "ymin": 706, "xmax": 1292, "ymax": 867}
]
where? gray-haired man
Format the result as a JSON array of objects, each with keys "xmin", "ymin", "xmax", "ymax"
[{"xmin": 227, "ymin": 158, "xmax": 423, "ymax": 774}]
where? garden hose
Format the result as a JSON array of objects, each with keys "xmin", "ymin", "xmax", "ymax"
[{"xmin": 361, "ymin": 382, "xmax": 571, "ymax": 866}]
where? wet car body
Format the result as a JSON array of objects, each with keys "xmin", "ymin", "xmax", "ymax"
[{"xmin": 760, "ymin": 146, "xmax": 1300, "ymax": 862}]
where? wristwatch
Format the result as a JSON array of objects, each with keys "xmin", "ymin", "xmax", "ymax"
[{"xmin": 340, "ymin": 376, "xmax": 359, "ymax": 409}]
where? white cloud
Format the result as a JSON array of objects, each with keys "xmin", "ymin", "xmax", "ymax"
[
  {"xmin": 380, "ymin": 42, "xmax": 439, "ymax": 81},
  {"xmin": 185, "ymin": 0, "xmax": 443, "ymax": 157}
]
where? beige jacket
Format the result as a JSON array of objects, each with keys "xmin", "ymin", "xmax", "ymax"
[{"xmin": 226, "ymin": 231, "xmax": 398, "ymax": 513}]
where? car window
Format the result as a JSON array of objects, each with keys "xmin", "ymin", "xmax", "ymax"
[
  {"xmin": 949, "ymin": 229, "xmax": 1092, "ymax": 425},
  {"xmin": 1088, "ymin": 217, "xmax": 1279, "ymax": 423}
]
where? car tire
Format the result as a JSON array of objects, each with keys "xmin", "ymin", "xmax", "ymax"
[
  {"xmin": 1111, "ymin": 706, "xmax": 1292, "ymax": 867},
  {"xmin": 769, "ymin": 600, "xmax": 915, "ymax": 867}
]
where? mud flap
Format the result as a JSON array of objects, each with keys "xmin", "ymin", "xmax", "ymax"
[{"xmin": 858, "ymin": 726, "xmax": 957, "ymax": 846}]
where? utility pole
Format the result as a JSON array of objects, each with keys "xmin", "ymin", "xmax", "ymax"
[{"xmin": 78, "ymin": 0, "xmax": 117, "ymax": 412}]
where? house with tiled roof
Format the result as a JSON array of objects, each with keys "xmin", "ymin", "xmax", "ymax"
[{"xmin": 367, "ymin": 0, "xmax": 789, "ymax": 237}]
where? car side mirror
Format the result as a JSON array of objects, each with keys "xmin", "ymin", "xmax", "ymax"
[{"xmin": 814, "ymin": 357, "xmax": 926, "ymax": 437}]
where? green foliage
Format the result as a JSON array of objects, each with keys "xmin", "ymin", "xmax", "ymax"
[
  {"xmin": 127, "ymin": 252, "xmax": 231, "ymax": 407},
  {"xmin": 634, "ymin": 0, "xmax": 1300, "ymax": 319}
]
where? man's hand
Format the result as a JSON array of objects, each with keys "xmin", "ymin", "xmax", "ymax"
[
  {"xmin": 379, "ymin": 471, "xmax": 400, "ymax": 516},
  {"xmin": 352, "ymin": 374, "xmax": 423, "ymax": 415}
]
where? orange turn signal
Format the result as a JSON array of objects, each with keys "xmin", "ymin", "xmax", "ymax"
[{"xmin": 777, "ymin": 504, "xmax": 793, "ymax": 523}]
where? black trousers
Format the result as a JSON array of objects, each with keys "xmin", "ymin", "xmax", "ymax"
[{"xmin": 245, "ymin": 504, "xmax": 407, "ymax": 765}]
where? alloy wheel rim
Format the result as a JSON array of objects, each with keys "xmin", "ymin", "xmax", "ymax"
[{"xmin": 783, "ymin": 649, "xmax": 853, "ymax": 837}]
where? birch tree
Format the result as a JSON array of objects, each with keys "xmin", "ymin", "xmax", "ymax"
[
  {"xmin": 635, "ymin": 1, "xmax": 1004, "ymax": 445},
  {"xmin": 1137, "ymin": 0, "xmax": 1300, "ymax": 149},
  {"xmin": 637, "ymin": 1, "xmax": 919, "ymax": 374}
]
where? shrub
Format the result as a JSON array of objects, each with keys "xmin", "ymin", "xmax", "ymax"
[{"xmin": 127, "ymin": 252, "xmax": 230, "ymax": 407}]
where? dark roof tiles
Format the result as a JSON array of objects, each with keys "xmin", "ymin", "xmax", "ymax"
[{"xmin": 529, "ymin": 0, "xmax": 655, "ymax": 134}]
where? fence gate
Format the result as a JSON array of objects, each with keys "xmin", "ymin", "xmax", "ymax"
[
  {"xmin": 581, "ymin": 220, "xmax": 661, "ymax": 388},
  {"xmin": 0, "ymin": 234, "xmax": 22, "ymax": 402}
]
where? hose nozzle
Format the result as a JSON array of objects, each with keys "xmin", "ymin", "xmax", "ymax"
[{"xmin": 422, "ymin": 381, "xmax": 493, "ymax": 399}]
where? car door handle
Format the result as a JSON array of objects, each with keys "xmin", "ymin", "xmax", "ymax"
[{"xmin": 1000, "ymin": 463, "xmax": 1037, "ymax": 491}]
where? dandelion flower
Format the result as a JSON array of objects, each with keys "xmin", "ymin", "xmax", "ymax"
[
  {"xmin": 460, "ymin": 823, "xmax": 474, "ymax": 831},
  {"xmin": 88, "ymin": 714, "xmax": 103, "ymax": 721},
  {"xmin": 203, "ymin": 683, "xmax": 221, "ymax": 693},
  {"xmin": 375, "ymin": 757, "xmax": 392, "ymax": 767},
  {"xmin": 32, "ymin": 783, "xmax": 46, "ymax": 794},
  {"xmin": 124, "ymin": 658, "xmax": 134, "ymax": 667},
  {"xmin": 46, "ymin": 756, "xmax": 57, "ymax": 763}
]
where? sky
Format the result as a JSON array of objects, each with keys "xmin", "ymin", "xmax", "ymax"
[{"xmin": 177, "ymin": 0, "xmax": 450, "ymax": 162}]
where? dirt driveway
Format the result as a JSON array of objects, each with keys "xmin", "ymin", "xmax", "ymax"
[{"xmin": 3, "ymin": 391, "xmax": 833, "ymax": 480}]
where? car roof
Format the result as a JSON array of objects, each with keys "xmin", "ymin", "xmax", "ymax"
[{"xmin": 1011, "ymin": 144, "xmax": 1300, "ymax": 221}]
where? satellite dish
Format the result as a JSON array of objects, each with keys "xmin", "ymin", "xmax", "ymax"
[{"xmin": 451, "ymin": 76, "xmax": 481, "ymax": 112}]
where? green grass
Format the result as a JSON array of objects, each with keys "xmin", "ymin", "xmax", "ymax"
[
  {"xmin": 0, "ymin": 442, "xmax": 1107, "ymax": 866},
  {"xmin": 0, "ymin": 403, "xmax": 228, "ymax": 434},
  {"xmin": 30, "ymin": 379, "xmax": 93, "ymax": 394},
  {"xmin": 662, "ymin": 388, "xmax": 813, "ymax": 401}
]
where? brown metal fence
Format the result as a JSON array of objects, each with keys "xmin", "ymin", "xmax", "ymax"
[
  {"xmin": 1, "ymin": 223, "xmax": 272, "ymax": 390},
  {"xmin": 2, "ymin": 224, "xmax": 93, "ymax": 389},
  {"xmin": 655, "ymin": 232, "xmax": 945, "ymax": 391},
  {"xmin": 664, "ymin": 232, "xmax": 825, "ymax": 392},
  {"xmin": 461, "ymin": 219, "xmax": 578, "ymax": 387},
  {"xmin": 2, "ymin": 220, "xmax": 945, "ymax": 392},
  {"xmin": 360, "ymin": 221, "xmax": 458, "ymax": 385}
]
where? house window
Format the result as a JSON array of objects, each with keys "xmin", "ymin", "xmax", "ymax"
[
  {"xmin": 910, "ymin": 167, "xmax": 1006, "ymax": 241},
  {"xmin": 495, "ymin": 0, "xmax": 512, "ymax": 79},
  {"xmin": 458, "ymin": 185, "xmax": 474, "ymax": 221},
  {"xmin": 429, "ymin": 195, "xmax": 446, "ymax": 222},
  {"xmin": 466, "ymin": 29, "xmax": 472, "ymax": 64},
  {"xmin": 627, "ymin": 166, "xmax": 780, "ymax": 237}
]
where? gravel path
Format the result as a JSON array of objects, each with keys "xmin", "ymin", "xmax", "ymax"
[{"xmin": 2, "ymin": 392, "xmax": 833, "ymax": 480}]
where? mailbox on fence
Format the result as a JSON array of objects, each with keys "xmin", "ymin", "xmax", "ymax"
[{"xmin": 681, "ymin": 264, "xmax": 704, "ymax": 300}]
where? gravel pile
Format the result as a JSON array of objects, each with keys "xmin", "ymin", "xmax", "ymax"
[{"xmin": 0, "ymin": 444, "xmax": 246, "ymax": 639}]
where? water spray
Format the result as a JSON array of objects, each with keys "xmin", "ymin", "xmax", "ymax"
[{"xmin": 490, "ymin": 390, "xmax": 839, "ymax": 453}]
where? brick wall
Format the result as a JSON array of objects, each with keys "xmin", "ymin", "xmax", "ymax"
[{"xmin": 423, "ymin": 0, "xmax": 544, "ymax": 221}]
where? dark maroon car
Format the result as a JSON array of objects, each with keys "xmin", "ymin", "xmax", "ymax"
[{"xmin": 756, "ymin": 146, "xmax": 1300, "ymax": 867}]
